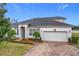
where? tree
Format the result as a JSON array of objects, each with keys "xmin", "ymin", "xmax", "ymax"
[
  {"xmin": 10, "ymin": 19, "xmax": 18, "ymax": 23},
  {"xmin": 0, "ymin": 3, "xmax": 13, "ymax": 43},
  {"xmin": 7, "ymin": 29, "xmax": 16, "ymax": 40},
  {"xmin": 72, "ymin": 26, "xmax": 79, "ymax": 30}
]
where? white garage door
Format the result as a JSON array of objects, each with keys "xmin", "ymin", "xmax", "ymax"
[{"xmin": 43, "ymin": 31, "xmax": 68, "ymax": 42}]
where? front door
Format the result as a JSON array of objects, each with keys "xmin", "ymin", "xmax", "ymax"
[{"xmin": 20, "ymin": 27, "xmax": 25, "ymax": 38}]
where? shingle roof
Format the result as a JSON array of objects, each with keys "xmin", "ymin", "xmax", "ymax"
[
  {"xmin": 31, "ymin": 16, "xmax": 66, "ymax": 20},
  {"xmin": 12, "ymin": 16, "xmax": 72, "ymax": 27}
]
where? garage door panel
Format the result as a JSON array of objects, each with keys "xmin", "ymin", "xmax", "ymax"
[{"xmin": 42, "ymin": 31, "xmax": 67, "ymax": 42}]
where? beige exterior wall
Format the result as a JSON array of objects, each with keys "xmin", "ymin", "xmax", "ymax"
[
  {"xmin": 40, "ymin": 27, "xmax": 72, "ymax": 39},
  {"xmin": 18, "ymin": 24, "xmax": 28, "ymax": 38},
  {"xmin": 14, "ymin": 24, "xmax": 72, "ymax": 40},
  {"xmin": 27, "ymin": 26, "xmax": 72, "ymax": 38}
]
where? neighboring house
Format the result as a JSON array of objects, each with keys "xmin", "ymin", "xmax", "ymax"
[
  {"xmin": 12, "ymin": 16, "xmax": 72, "ymax": 42},
  {"xmin": 72, "ymin": 26, "xmax": 79, "ymax": 33},
  {"xmin": 72, "ymin": 30, "xmax": 79, "ymax": 33}
]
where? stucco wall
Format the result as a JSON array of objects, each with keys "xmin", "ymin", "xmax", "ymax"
[
  {"xmin": 14, "ymin": 24, "xmax": 72, "ymax": 39},
  {"xmin": 27, "ymin": 26, "xmax": 72, "ymax": 38},
  {"xmin": 18, "ymin": 24, "xmax": 28, "ymax": 38},
  {"xmin": 40, "ymin": 27, "xmax": 72, "ymax": 39}
]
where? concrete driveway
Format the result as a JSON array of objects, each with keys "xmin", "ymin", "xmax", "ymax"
[{"xmin": 24, "ymin": 42, "xmax": 79, "ymax": 56}]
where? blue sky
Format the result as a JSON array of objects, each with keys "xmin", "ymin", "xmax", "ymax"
[{"xmin": 5, "ymin": 3, "xmax": 79, "ymax": 26}]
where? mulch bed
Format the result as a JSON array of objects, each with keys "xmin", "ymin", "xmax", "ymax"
[{"xmin": 10, "ymin": 38, "xmax": 43, "ymax": 45}]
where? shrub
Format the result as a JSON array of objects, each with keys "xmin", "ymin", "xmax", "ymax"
[
  {"xmin": 68, "ymin": 38, "xmax": 72, "ymax": 43},
  {"xmin": 71, "ymin": 36, "xmax": 79, "ymax": 44},
  {"xmin": 7, "ymin": 29, "xmax": 16, "ymax": 40},
  {"xmin": 33, "ymin": 32, "xmax": 41, "ymax": 40}
]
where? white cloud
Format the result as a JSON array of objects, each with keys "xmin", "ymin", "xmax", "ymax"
[
  {"xmin": 57, "ymin": 4, "xmax": 69, "ymax": 11},
  {"xmin": 61, "ymin": 4, "xmax": 69, "ymax": 10},
  {"xmin": 58, "ymin": 5, "xmax": 62, "ymax": 10}
]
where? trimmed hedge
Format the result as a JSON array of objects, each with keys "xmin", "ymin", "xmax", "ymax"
[
  {"xmin": 71, "ymin": 36, "xmax": 79, "ymax": 44},
  {"xmin": 33, "ymin": 32, "xmax": 41, "ymax": 40}
]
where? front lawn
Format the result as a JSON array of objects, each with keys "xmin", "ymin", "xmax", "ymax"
[
  {"xmin": 0, "ymin": 41, "xmax": 34, "ymax": 56},
  {"xmin": 72, "ymin": 33, "xmax": 79, "ymax": 37}
]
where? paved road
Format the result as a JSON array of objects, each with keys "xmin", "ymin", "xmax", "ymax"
[{"xmin": 24, "ymin": 42, "xmax": 79, "ymax": 56}]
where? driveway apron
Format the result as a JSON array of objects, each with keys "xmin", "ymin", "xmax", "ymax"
[{"xmin": 24, "ymin": 42, "xmax": 79, "ymax": 56}]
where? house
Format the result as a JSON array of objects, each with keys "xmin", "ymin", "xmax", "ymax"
[
  {"xmin": 12, "ymin": 16, "xmax": 72, "ymax": 42},
  {"xmin": 72, "ymin": 26, "xmax": 79, "ymax": 33}
]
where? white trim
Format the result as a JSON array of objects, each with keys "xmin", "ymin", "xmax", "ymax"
[
  {"xmin": 18, "ymin": 24, "xmax": 28, "ymax": 38},
  {"xmin": 14, "ymin": 24, "xmax": 72, "ymax": 42},
  {"xmin": 42, "ymin": 31, "xmax": 68, "ymax": 42},
  {"xmin": 28, "ymin": 28, "xmax": 40, "ymax": 38}
]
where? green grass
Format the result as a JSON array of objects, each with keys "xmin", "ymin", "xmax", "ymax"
[
  {"xmin": 72, "ymin": 33, "xmax": 79, "ymax": 48},
  {"xmin": 72, "ymin": 33, "xmax": 79, "ymax": 44},
  {"xmin": 72, "ymin": 33, "xmax": 79, "ymax": 37},
  {"xmin": 0, "ymin": 41, "xmax": 34, "ymax": 56}
]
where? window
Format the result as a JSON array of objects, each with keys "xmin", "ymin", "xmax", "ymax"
[
  {"xmin": 29, "ymin": 29, "xmax": 39, "ymax": 36},
  {"xmin": 16, "ymin": 28, "xmax": 19, "ymax": 35},
  {"xmin": 29, "ymin": 29, "xmax": 33, "ymax": 36}
]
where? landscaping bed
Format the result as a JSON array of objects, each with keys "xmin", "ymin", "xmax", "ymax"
[
  {"xmin": 0, "ymin": 41, "xmax": 34, "ymax": 56},
  {"xmin": 10, "ymin": 38, "xmax": 43, "ymax": 45}
]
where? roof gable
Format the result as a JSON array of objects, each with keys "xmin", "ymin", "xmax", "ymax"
[
  {"xmin": 12, "ymin": 16, "xmax": 72, "ymax": 27},
  {"xmin": 31, "ymin": 16, "xmax": 66, "ymax": 21}
]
